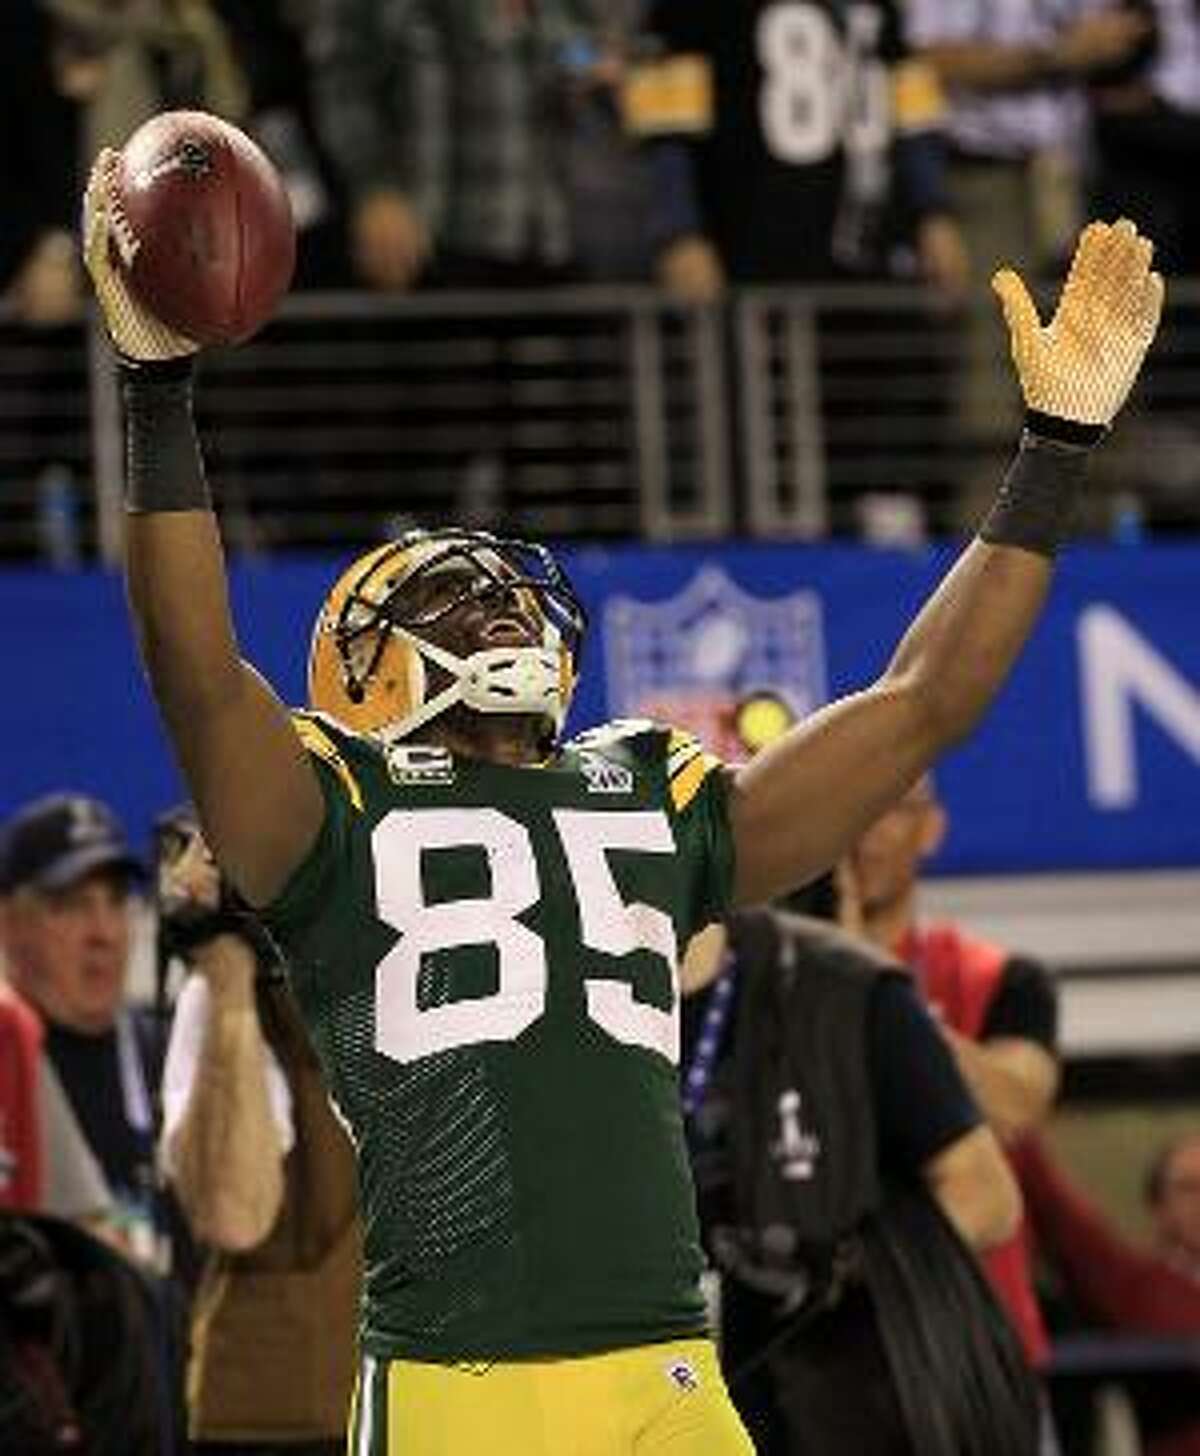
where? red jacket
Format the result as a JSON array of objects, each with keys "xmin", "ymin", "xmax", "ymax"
[
  {"xmin": 898, "ymin": 922, "xmax": 1052, "ymax": 1369},
  {"xmin": 0, "ymin": 986, "xmax": 43, "ymax": 1210},
  {"xmin": 1015, "ymin": 1136, "xmax": 1200, "ymax": 1456}
]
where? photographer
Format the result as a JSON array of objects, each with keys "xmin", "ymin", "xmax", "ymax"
[
  {"xmin": 156, "ymin": 807, "xmax": 360, "ymax": 1456},
  {"xmin": 681, "ymin": 867, "xmax": 1037, "ymax": 1456}
]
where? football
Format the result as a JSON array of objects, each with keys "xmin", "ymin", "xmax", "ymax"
[{"xmin": 113, "ymin": 110, "xmax": 296, "ymax": 346}]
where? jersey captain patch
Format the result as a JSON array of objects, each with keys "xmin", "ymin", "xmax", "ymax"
[{"xmin": 383, "ymin": 742, "xmax": 456, "ymax": 786}]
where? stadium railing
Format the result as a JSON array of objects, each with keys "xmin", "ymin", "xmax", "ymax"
[{"xmin": 2, "ymin": 280, "xmax": 1199, "ymax": 563}]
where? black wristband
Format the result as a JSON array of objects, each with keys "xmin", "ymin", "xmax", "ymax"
[
  {"xmin": 121, "ymin": 359, "xmax": 211, "ymax": 513},
  {"xmin": 979, "ymin": 423, "xmax": 1094, "ymax": 557},
  {"xmin": 1023, "ymin": 409, "xmax": 1107, "ymax": 449}
]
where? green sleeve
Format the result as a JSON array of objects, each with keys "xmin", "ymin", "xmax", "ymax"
[{"xmin": 662, "ymin": 727, "xmax": 736, "ymax": 933}]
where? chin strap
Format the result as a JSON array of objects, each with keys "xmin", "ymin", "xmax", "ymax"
[{"xmin": 375, "ymin": 627, "xmax": 567, "ymax": 743}]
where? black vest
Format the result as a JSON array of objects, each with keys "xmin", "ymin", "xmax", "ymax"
[
  {"xmin": 687, "ymin": 910, "xmax": 1041, "ymax": 1456},
  {"xmin": 717, "ymin": 910, "xmax": 890, "ymax": 1307}
]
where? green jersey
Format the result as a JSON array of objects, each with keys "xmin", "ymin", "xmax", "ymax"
[{"xmin": 263, "ymin": 713, "xmax": 736, "ymax": 1361}]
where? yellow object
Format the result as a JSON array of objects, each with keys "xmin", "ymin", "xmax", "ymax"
[
  {"xmin": 992, "ymin": 218, "xmax": 1164, "ymax": 426},
  {"xmin": 348, "ymin": 1339, "xmax": 754, "ymax": 1455},
  {"xmin": 291, "ymin": 712, "xmax": 364, "ymax": 811},
  {"xmin": 621, "ymin": 55, "xmax": 714, "ymax": 138},
  {"xmin": 667, "ymin": 729, "xmax": 723, "ymax": 812},
  {"xmin": 733, "ymin": 692, "xmax": 796, "ymax": 754},
  {"xmin": 306, "ymin": 542, "xmax": 428, "ymax": 739},
  {"xmin": 890, "ymin": 59, "xmax": 945, "ymax": 134}
]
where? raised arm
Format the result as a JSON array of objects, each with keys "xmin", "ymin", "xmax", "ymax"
[
  {"xmin": 1014, "ymin": 1136, "xmax": 1200, "ymax": 1336},
  {"xmin": 162, "ymin": 941, "xmax": 285, "ymax": 1252},
  {"xmin": 731, "ymin": 219, "xmax": 1163, "ymax": 905},
  {"xmin": 83, "ymin": 154, "xmax": 324, "ymax": 907},
  {"xmin": 913, "ymin": 11, "xmax": 1150, "ymax": 93}
]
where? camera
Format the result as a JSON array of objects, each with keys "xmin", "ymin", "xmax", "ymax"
[{"xmin": 153, "ymin": 804, "xmax": 279, "ymax": 973}]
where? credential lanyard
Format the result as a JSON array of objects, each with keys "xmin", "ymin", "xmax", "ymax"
[
  {"xmin": 115, "ymin": 1009, "xmax": 152, "ymax": 1137},
  {"xmin": 682, "ymin": 957, "xmax": 737, "ymax": 1120}
]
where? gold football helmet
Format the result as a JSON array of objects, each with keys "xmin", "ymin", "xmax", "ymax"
[{"xmin": 307, "ymin": 529, "xmax": 586, "ymax": 744}]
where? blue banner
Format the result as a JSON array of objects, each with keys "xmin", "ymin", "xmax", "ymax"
[{"xmin": 4, "ymin": 543, "xmax": 1200, "ymax": 873}]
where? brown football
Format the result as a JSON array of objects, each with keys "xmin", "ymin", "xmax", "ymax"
[{"xmin": 113, "ymin": 110, "xmax": 296, "ymax": 346}]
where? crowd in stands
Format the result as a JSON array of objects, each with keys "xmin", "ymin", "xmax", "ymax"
[
  {"xmin": 2, "ymin": 0, "xmax": 1200, "ymax": 541},
  {"xmin": 5, "ymin": 0, "xmax": 1195, "ymax": 299}
]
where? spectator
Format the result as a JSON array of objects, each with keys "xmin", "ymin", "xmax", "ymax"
[
  {"xmin": 0, "ymin": 791, "xmax": 164, "ymax": 1264},
  {"xmin": 0, "ymin": 1206, "xmax": 181, "ymax": 1456},
  {"xmin": 1147, "ymin": 1134, "xmax": 1200, "ymax": 1281},
  {"xmin": 0, "ymin": 0, "xmax": 84, "ymax": 325},
  {"xmin": 80, "ymin": 0, "xmax": 247, "ymax": 154},
  {"xmin": 309, "ymin": 0, "xmax": 600, "ymax": 291},
  {"xmin": 0, "ymin": 0, "xmax": 247, "ymax": 326},
  {"xmin": 904, "ymin": 0, "xmax": 1151, "ymax": 525},
  {"xmin": 681, "ymin": 889, "xmax": 1035, "ymax": 1455},
  {"xmin": 1070, "ymin": 0, "xmax": 1200, "ymax": 535},
  {"xmin": 640, "ymin": 0, "xmax": 968, "ymax": 299},
  {"xmin": 0, "ymin": 972, "xmax": 125, "ymax": 1228},
  {"xmin": 1017, "ymin": 1133, "xmax": 1200, "ymax": 1456},
  {"xmin": 156, "ymin": 805, "xmax": 360, "ymax": 1456},
  {"xmin": 636, "ymin": 0, "xmax": 969, "ymax": 534},
  {"xmin": 306, "ymin": 0, "xmax": 619, "ymax": 533},
  {"xmin": 210, "ymin": 0, "xmax": 351, "ymax": 289},
  {"xmin": 1076, "ymin": 0, "xmax": 1200, "ymax": 275},
  {"xmin": 560, "ymin": 1, "xmax": 661, "ymax": 282},
  {"xmin": 849, "ymin": 776, "xmax": 1061, "ymax": 1379}
]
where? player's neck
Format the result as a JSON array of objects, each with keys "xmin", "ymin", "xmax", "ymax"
[{"xmin": 419, "ymin": 718, "xmax": 546, "ymax": 768}]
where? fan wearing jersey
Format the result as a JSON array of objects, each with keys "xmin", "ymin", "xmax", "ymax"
[
  {"xmin": 81, "ymin": 130, "xmax": 1162, "ymax": 1456},
  {"xmin": 638, "ymin": 0, "xmax": 968, "ymax": 300},
  {"xmin": 635, "ymin": 0, "xmax": 969, "ymax": 532}
]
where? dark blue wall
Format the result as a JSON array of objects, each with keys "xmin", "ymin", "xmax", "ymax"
[{"xmin": 4, "ymin": 542, "xmax": 1199, "ymax": 873}]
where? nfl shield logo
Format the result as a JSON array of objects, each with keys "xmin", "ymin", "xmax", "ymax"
[{"xmin": 603, "ymin": 567, "xmax": 827, "ymax": 760}]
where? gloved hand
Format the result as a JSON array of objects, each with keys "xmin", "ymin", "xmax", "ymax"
[
  {"xmin": 992, "ymin": 218, "xmax": 1163, "ymax": 427},
  {"xmin": 81, "ymin": 148, "xmax": 200, "ymax": 364}
]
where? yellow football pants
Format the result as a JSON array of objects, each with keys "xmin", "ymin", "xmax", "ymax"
[{"xmin": 347, "ymin": 1338, "xmax": 756, "ymax": 1455}]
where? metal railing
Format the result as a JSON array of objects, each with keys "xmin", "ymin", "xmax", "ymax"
[
  {"xmin": 86, "ymin": 287, "xmax": 734, "ymax": 561},
  {"xmin": 3, "ymin": 279, "xmax": 1199, "ymax": 564}
]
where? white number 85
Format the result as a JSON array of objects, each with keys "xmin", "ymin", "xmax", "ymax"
[{"xmin": 372, "ymin": 808, "xmax": 682, "ymax": 1066}]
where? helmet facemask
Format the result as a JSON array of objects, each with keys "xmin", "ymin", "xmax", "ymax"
[{"xmin": 311, "ymin": 530, "xmax": 586, "ymax": 750}]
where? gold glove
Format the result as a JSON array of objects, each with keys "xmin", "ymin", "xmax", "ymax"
[
  {"xmin": 81, "ymin": 149, "xmax": 200, "ymax": 364},
  {"xmin": 992, "ymin": 218, "xmax": 1164, "ymax": 427}
]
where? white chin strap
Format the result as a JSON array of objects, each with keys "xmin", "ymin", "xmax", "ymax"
[{"xmin": 379, "ymin": 627, "xmax": 566, "ymax": 742}]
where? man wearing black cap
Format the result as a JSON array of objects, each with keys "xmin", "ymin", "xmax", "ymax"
[{"xmin": 0, "ymin": 791, "xmax": 161, "ymax": 1261}]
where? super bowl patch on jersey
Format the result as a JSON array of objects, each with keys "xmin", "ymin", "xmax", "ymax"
[{"xmin": 579, "ymin": 752, "xmax": 635, "ymax": 795}]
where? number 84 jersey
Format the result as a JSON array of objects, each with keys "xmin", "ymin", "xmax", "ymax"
[{"xmin": 262, "ymin": 713, "xmax": 736, "ymax": 1362}]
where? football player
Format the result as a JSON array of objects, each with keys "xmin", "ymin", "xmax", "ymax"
[{"xmin": 81, "ymin": 139, "xmax": 1161, "ymax": 1456}]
